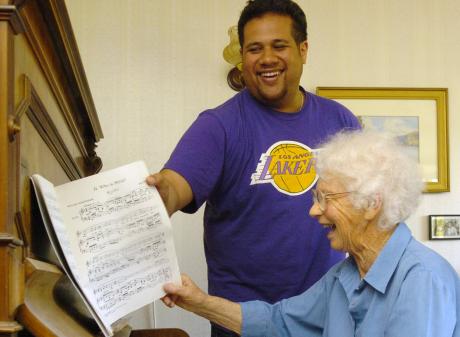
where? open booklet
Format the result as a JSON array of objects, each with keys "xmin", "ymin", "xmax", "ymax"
[{"xmin": 30, "ymin": 161, "xmax": 181, "ymax": 337}]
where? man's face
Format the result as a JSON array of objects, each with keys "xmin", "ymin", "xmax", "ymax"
[{"xmin": 241, "ymin": 13, "xmax": 308, "ymax": 112}]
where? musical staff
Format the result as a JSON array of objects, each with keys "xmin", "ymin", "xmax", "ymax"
[
  {"xmin": 79, "ymin": 187, "xmax": 155, "ymax": 221},
  {"xmin": 86, "ymin": 234, "xmax": 167, "ymax": 282},
  {"xmin": 77, "ymin": 206, "xmax": 163, "ymax": 254},
  {"xmin": 94, "ymin": 267, "xmax": 173, "ymax": 314}
]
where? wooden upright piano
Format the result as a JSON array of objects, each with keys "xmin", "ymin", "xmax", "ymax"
[{"xmin": 0, "ymin": 1, "xmax": 187, "ymax": 336}]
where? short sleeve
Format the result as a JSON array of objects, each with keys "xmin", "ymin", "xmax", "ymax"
[
  {"xmin": 164, "ymin": 111, "xmax": 226, "ymax": 213},
  {"xmin": 332, "ymin": 100, "xmax": 361, "ymax": 131}
]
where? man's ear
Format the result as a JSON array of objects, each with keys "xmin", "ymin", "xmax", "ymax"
[
  {"xmin": 364, "ymin": 194, "xmax": 382, "ymax": 221},
  {"xmin": 300, "ymin": 40, "xmax": 308, "ymax": 64}
]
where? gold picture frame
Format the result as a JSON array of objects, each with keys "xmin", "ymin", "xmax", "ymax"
[{"xmin": 316, "ymin": 87, "xmax": 449, "ymax": 193}]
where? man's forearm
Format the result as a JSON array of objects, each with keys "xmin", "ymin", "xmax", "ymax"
[{"xmin": 158, "ymin": 169, "xmax": 193, "ymax": 215}]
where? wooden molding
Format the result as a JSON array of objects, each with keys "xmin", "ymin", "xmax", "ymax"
[
  {"xmin": 0, "ymin": 232, "xmax": 23, "ymax": 247},
  {"xmin": 14, "ymin": 75, "xmax": 85, "ymax": 180},
  {"xmin": 25, "ymin": 257, "xmax": 62, "ymax": 277},
  {"xmin": 130, "ymin": 329, "xmax": 190, "ymax": 337},
  {"xmin": 0, "ymin": 4, "xmax": 26, "ymax": 34},
  {"xmin": 8, "ymin": 71, "xmax": 31, "ymax": 141},
  {"xmin": 18, "ymin": 0, "xmax": 103, "ymax": 175},
  {"xmin": 0, "ymin": 320, "xmax": 23, "ymax": 333}
]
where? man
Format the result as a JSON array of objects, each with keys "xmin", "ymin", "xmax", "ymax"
[{"xmin": 147, "ymin": 0, "xmax": 360, "ymax": 335}]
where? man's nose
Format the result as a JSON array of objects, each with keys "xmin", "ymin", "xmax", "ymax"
[{"xmin": 260, "ymin": 47, "xmax": 277, "ymax": 64}]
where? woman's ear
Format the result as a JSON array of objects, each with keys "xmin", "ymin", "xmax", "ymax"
[{"xmin": 364, "ymin": 194, "xmax": 382, "ymax": 220}]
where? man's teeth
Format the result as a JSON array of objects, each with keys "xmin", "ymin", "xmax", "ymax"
[{"xmin": 261, "ymin": 71, "xmax": 281, "ymax": 77}]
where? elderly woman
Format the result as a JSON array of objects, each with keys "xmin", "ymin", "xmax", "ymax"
[{"xmin": 162, "ymin": 130, "xmax": 460, "ymax": 337}]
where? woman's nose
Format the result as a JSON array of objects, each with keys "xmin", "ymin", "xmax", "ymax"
[{"xmin": 309, "ymin": 200, "xmax": 322, "ymax": 217}]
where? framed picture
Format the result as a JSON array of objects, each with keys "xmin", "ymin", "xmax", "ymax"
[
  {"xmin": 429, "ymin": 215, "xmax": 460, "ymax": 240},
  {"xmin": 316, "ymin": 87, "xmax": 449, "ymax": 193}
]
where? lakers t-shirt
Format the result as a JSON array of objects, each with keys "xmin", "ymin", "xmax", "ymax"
[{"xmin": 164, "ymin": 88, "xmax": 360, "ymax": 303}]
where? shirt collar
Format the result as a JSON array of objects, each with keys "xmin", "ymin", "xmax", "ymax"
[
  {"xmin": 242, "ymin": 86, "xmax": 309, "ymax": 118},
  {"xmin": 362, "ymin": 222, "xmax": 413, "ymax": 293}
]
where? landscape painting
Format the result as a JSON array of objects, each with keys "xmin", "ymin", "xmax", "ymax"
[{"xmin": 357, "ymin": 116, "xmax": 419, "ymax": 161}]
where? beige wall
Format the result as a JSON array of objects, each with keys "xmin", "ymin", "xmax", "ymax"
[{"xmin": 67, "ymin": 1, "xmax": 460, "ymax": 336}]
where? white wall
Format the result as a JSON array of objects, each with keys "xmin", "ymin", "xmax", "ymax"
[{"xmin": 66, "ymin": 1, "xmax": 460, "ymax": 336}]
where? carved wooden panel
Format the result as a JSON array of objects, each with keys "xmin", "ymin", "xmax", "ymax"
[
  {"xmin": 0, "ymin": 0, "xmax": 103, "ymax": 335},
  {"xmin": 1, "ymin": 1, "xmax": 190, "ymax": 335}
]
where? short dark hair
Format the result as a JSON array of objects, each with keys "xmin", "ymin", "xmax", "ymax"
[{"xmin": 237, "ymin": 0, "xmax": 308, "ymax": 47}]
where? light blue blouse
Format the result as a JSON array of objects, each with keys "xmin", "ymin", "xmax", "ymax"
[{"xmin": 241, "ymin": 223, "xmax": 460, "ymax": 337}]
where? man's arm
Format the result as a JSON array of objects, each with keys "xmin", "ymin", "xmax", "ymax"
[
  {"xmin": 146, "ymin": 169, "xmax": 193, "ymax": 216},
  {"xmin": 162, "ymin": 274, "xmax": 242, "ymax": 335}
]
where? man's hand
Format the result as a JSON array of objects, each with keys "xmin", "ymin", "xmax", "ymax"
[{"xmin": 146, "ymin": 169, "xmax": 193, "ymax": 216}]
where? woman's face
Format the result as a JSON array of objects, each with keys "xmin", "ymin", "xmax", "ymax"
[{"xmin": 309, "ymin": 177, "xmax": 368, "ymax": 253}]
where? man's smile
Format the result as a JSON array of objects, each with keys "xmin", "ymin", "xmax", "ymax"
[{"xmin": 257, "ymin": 70, "xmax": 284, "ymax": 82}]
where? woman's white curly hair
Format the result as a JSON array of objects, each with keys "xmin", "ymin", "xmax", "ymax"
[{"xmin": 315, "ymin": 129, "xmax": 424, "ymax": 230}]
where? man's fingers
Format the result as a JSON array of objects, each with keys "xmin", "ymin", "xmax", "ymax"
[{"xmin": 146, "ymin": 174, "xmax": 158, "ymax": 186}]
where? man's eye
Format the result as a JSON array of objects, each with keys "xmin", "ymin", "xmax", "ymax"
[
  {"xmin": 247, "ymin": 47, "xmax": 261, "ymax": 53},
  {"xmin": 274, "ymin": 45, "xmax": 287, "ymax": 50}
]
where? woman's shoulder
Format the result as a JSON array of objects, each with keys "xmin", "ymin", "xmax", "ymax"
[{"xmin": 401, "ymin": 239, "xmax": 459, "ymax": 285}]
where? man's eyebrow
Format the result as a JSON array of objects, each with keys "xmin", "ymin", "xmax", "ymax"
[
  {"xmin": 244, "ymin": 41, "xmax": 262, "ymax": 48},
  {"xmin": 272, "ymin": 38, "xmax": 290, "ymax": 43},
  {"xmin": 244, "ymin": 39, "xmax": 290, "ymax": 48}
]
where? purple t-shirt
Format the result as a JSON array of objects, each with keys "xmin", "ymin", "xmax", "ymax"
[{"xmin": 164, "ymin": 88, "xmax": 360, "ymax": 303}]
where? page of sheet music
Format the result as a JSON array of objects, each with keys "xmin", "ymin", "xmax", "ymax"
[
  {"xmin": 30, "ymin": 175, "xmax": 109, "ymax": 335},
  {"xmin": 31, "ymin": 175, "xmax": 78, "ymax": 273},
  {"xmin": 53, "ymin": 161, "xmax": 180, "ymax": 333}
]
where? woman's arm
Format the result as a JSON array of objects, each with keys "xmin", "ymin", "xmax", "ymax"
[{"xmin": 162, "ymin": 274, "xmax": 242, "ymax": 334}]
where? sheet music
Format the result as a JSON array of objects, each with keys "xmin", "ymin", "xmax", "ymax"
[
  {"xmin": 31, "ymin": 175, "xmax": 109, "ymax": 336},
  {"xmin": 31, "ymin": 161, "xmax": 180, "ymax": 336}
]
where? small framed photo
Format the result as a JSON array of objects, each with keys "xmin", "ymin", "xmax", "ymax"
[{"xmin": 429, "ymin": 215, "xmax": 460, "ymax": 240}]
